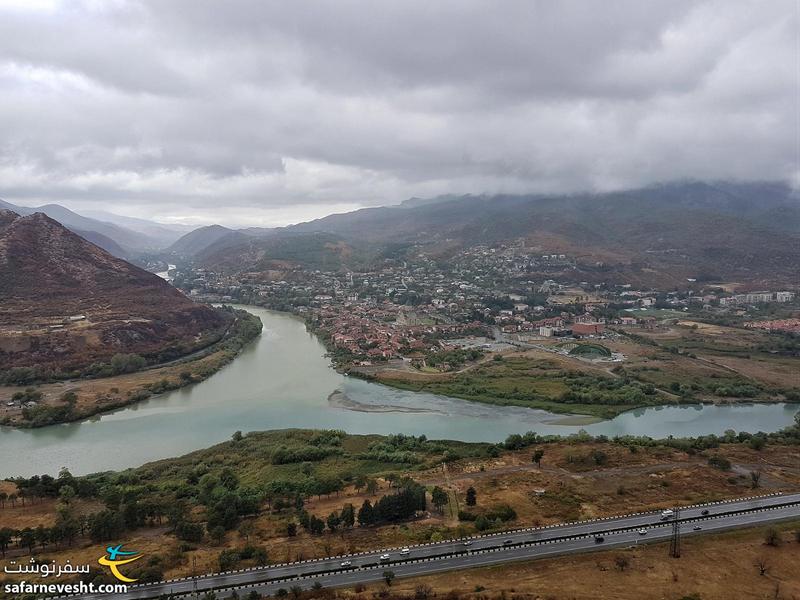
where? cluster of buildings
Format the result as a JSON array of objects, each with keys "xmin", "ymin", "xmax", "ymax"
[
  {"xmin": 312, "ymin": 301, "xmax": 484, "ymax": 363},
  {"xmin": 743, "ymin": 318, "xmax": 800, "ymax": 334},
  {"xmin": 169, "ymin": 242, "xmax": 797, "ymax": 368},
  {"xmin": 719, "ymin": 290, "xmax": 795, "ymax": 307}
]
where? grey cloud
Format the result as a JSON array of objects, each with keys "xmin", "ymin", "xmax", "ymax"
[{"xmin": 0, "ymin": 0, "xmax": 796, "ymax": 227}]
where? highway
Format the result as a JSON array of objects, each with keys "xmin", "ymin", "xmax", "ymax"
[{"xmin": 75, "ymin": 493, "xmax": 800, "ymax": 599}]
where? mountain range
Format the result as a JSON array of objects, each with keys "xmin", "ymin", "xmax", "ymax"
[
  {"xmin": 170, "ymin": 181, "xmax": 800, "ymax": 289},
  {"xmin": 0, "ymin": 209, "xmax": 229, "ymax": 376},
  {"xmin": 0, "ymin": 199, "xmax": 188, "ymax": 257},
  {"xmin": 3, "ymin": 181, "xmax": 798, "ymax": 289}
]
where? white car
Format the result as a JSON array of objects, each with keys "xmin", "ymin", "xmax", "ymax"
[
  {"xmin": 463, "ymin": 540, "xmax": 473, "ymax": 546},
  {"xmin": 400, "ymin": 548, "xmax": 410, "ymax": 556},
  {"xmin": 379, "ymin": 554, "xmax": 390, "ymax": 561},
  {"xmin": 340, "ymin": 560, "xmax": 352, "ymax": 567},
  {"xmin": 693, "ymin": 525, "xmax": 702, "ymax": 531},
  {"xmin": 638, "ymin": 528, "xmax": 647, "ymax": 535}
]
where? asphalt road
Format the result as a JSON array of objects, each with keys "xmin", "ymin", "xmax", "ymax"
[{"xmin": 75, "ymin": 493, "xmax": 800, "ymax": 599}]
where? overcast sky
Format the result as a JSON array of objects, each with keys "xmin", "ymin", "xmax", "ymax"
[{"xmin": 0, "ymin": 0, "xmax": 797, "ymax": 227}]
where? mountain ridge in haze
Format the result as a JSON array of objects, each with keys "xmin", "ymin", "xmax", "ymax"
[
  {"xmin": 0, "ymin": 198, "xmax": 161, "ymax": 257},
  {"xmin": 178, "ymin": 181, "xmax": 800, "ymax": 288}
]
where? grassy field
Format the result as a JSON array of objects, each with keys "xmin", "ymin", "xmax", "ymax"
[
  {"xmin": 374, "ymin": 320, "xmax": 799, "ymax": 419},
  {"xmin": 378, "ymin": 355, "xmax": 672, "ymax": 419}
]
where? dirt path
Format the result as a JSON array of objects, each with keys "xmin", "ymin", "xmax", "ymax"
[{"xmin": 693, "ymin": 354, "xmax": 755, "ymax": 380}]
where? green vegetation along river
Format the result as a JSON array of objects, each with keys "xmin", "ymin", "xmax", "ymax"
[{"xmin": 0, "ymin": 306, "xmax": 797, "ymax": 477}]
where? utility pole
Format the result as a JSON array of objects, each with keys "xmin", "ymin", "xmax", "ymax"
[
  {"xmin": 669, "ymin": 508, "xmax": 681, "ymax": 558},
  {"xmin": 192, "ymin": 555, "xmax": 198, "ymax": 599}
]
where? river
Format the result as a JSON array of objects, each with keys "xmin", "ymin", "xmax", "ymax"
[{"xmin": 0, "ymin": 306, "xmax": 797, "ymax": 477}]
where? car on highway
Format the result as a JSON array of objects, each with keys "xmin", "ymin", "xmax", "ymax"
[
  {"xmin": 463, "ymin": 540, "xmax": 473, "ymax": 546},
  {"xmin": 594, "ymin": 535, "xmax": 605, "ymax": 543},
  {"xmin": 693, "ymin": 525, "xmax": 702, "ymax": 531},
  {"xmin": 638, "ymin": 528, "xmax": 647, "ymax": 535},
  {"xmin": 340, "ymin": 561, "xmax": 352, "ymax": 567},
  {"xmin": 400, "ymin": 548, "xmax": 410, "ymax": 556},
  {"xmin": 503, "ymin": 539, "xmax": 513, "ymax": 545},
  {"xmin": 660, "ymin": 509, "xmax": 674, "ymax": 520},
  {"xmin": 379, "ymin": 554, "xmax": 390, "ymax": 562},
  {"xmin": 701, "ymin": 509, "xmax": 710, "ymax": 515}
]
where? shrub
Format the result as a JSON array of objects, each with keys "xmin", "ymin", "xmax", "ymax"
[{"xmin": 707, "ymin": 455, "xmax": 731, "ymax": 471}]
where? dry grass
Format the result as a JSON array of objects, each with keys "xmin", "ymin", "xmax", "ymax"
[{"xmin": 386, "ymin": 523, "xmax": 800, "ymax": 600}]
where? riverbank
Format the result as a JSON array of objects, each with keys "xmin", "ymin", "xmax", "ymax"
[
  {"xmin": 0, "ymin": 308, "xmax": 262, "ymax": 428},
  {"xmin": 1, "ymin": 307, "xmax": 797, "ymax": 478},
  {"xmin": 342, "ymin": 324, "xmax": 800, "ymax": 420},
  {"xmin": 354, "ymin": 356, "xmax": 667, "ymax": 420}
]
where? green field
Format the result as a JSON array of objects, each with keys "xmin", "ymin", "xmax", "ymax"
[{"xmin": 380, "ymin": 357, "xmax": 671, "ymax": 419}]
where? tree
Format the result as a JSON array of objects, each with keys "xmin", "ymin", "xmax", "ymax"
[
  {"xmin": 34, "ymin": 525, "xmax": 50, "ymax": 550},
  {"xmin": 308, "ymin": 514, "xmax": 325, "ymax": 535},
  {"xmin": 209, "ymin": 525, "xmax": 226, "ymax": 545},
  {"xmin": 590, "ymin": 449, "xmax": 608, "ymax": 466},
  {"xmin": 431, "ymin": 487, "xmax": 448, "ymax": 514},
  {"xmin": 286, "ymin": 522, "xmax": 297, "ymax": 537},
  {"xmin": 219, "ymin": 468, "xmax": 239, "ymax": 491},
  {"xmin": 218, "ymin": 549, "xmax": 241, "ymax": 571},
  {"xmin": 232, "ymin": 430, "xmax": 243, "ymax": 442},
  {"xmin": 366, "ymin": 479, "xmax": 378, "ymax": 496},
  {"xmin": 19, "ymin": 528, "xmax": 36, "ymax": 554},
  {"xmin": 465, "ymin": 487, "xmax": 477, "ymax": 507},
  {"xmin": 0, "ymin": 528, "xmax": 14, "ymax": 557},
  {"xmin": 238, "ymin": 521, "xmax": 255, "ymax": 542},
  {"xmin": 750, "ymin": 470, "xmax": 762, "ymax": 489},
  {"xmin": 340, "ymin": 503, "xmax": 355, "ymax": 528},
  {"xmin": 532, "ymin": 449, "xmax": 545, "ymax": 467},
  {"xmin": 326, "ymin": 511, "xmax": 341, "ymax": 532},
  {"xmin": 252, "ymin": 547, "xmax": 268, "ymax": 566},
  {"xmin": 383, "ymin": 570, "xmax": 396, "ymax": 586},
  {"xmin": 358, "ymin": 500, "xmax": 375, "ymax": 526},
  {"xmin": 354, "ymin": 475, "xmax": 367, "ymax": 493}
]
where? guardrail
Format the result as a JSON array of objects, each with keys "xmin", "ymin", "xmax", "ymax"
[
  {"xmin": 132, "ymin": 501, "xmax": 800, "ymax": 599},
  {"xmin": 52, "ymin": 492, "xmax": 799, "ymax": 599}
]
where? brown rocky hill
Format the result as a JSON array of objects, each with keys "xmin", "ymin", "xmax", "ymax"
[{"xmin": 0, "ymin": 210, "xmax": 230, "ymax": 377}]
